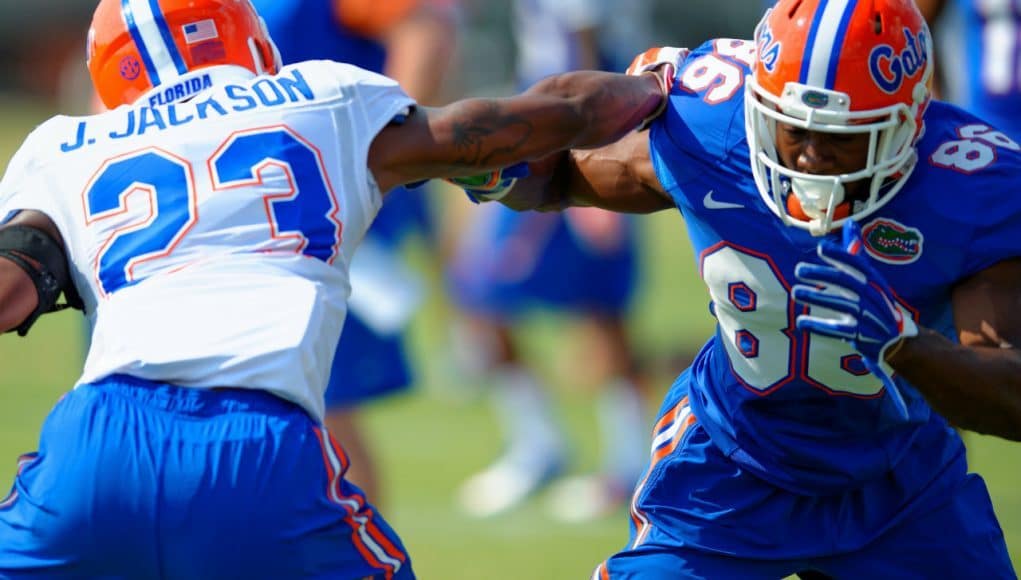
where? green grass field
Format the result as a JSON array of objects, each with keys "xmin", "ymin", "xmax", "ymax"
[{"xmin": 0, "ymin": 97, "xmax": 1018, "ymax": 578}]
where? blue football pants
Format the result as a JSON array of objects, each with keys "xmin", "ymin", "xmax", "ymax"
[
  {"xmin": 0, "ymin": 375, "xmax": 413, "ymax": 579},
  {"xmin": 593, "ymin": 378, "xmax": 1015, "ymax": 579}
]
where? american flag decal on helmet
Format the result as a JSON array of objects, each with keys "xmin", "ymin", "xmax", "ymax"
[{"xmin": 183, "ymin": 19, "xmax": 218, "ymax": 44}]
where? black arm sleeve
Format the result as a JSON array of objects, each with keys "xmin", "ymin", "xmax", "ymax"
[{"xmin": 0, "ymin": 225, "xmax": 83, "ymax": 336}]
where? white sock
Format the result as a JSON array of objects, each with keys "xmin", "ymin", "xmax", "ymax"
[
  {"xmin": 491, "ymin": 364, "xmax": 565, "ymax": 471},
  {"xmin": 596, "ymin": 378, "xmax": 648, "ymax": 488}
]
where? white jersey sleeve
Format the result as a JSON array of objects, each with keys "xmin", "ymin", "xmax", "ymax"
[
  {"xmin": 0, "ymin": 120, "xmax": 63, "ymax": 218},
  {"xmin": 0, "ymin": 61, "xmax": 415, "ymax": 422}
]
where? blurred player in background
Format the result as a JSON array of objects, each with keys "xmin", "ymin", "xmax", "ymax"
[
  {"xmin": 448, "ymin": 0, "xmax": 654, "ymax": 522},
  {"xmin": 916, "ymin": 0, "xmax": 1021, "ymax": 140},
  {"xmin": 0, "ymin": 0, "xmax": 670, "ymax": 575},
  {"xmin": 451, "ymin": 0, "xmax": 1021, "ymax": 576},
  {"xmin": 251, "ymin": 0, "xmax": 459, "ymax": 505}
]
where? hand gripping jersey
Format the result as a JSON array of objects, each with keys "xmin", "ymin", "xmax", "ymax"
[
  {"xmin": 649, "ymin": 39, "xmax": 1021, "ymax": 493},
  {"xmin": 0, "ymin": 61, "xmax": 414, "ymax": 422}
]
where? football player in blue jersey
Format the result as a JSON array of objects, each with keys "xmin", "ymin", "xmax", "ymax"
[
  {"xmin": 251, "ymin": 0, "xmax": 458, "ymax": 506},
  {"xmin": 917, "ymin": 0, "xmax": 1021, "ymax": 140},
  {"xmin": 0, "ymin": 0, "xmax": 671, "ymax": 575},
  {"xmin": 451, "ymin": 0, "xmax": 1021, "ymax": 577}
]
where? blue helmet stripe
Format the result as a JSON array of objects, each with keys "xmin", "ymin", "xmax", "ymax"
[
  {"xmin": 799, "ymin": 0, "xmax": 830, "ymax": 84},
  {"xmin": 147, "ymin": 0, "xmax": 188, "ymax": 75},
  {"xmin": 121, "ymin": 0, "xmax": 161, "ymax": 86},
  {"xmin": 825, "ymin": 1, "xmax": 858, "ymax": 88}
]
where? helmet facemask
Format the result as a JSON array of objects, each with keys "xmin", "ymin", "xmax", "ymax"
[{"xmin": 745, "ymin": 80, "xmax": 923, "ymax": 236}]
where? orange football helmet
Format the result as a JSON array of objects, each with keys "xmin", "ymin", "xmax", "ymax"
[
  {"xmin": 87, "ymin": 0, "xmax": 281, "ymax": 109},
  {"xmin": 745, "ymin": 0, "xmax": 933, "ymax": 235}
]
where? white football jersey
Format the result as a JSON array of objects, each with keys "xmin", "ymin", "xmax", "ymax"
[{"xmin": 0, "ymin": 61, "xmax": 415, "ymax": 422}]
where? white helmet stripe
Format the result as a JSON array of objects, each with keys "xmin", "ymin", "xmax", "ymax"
[
  {"xmin": 801, "ymin": 0, "xmax": 856, "ymax": 89},
  {"xmin": 121, "ymin": 0, "xmax": 188, "ymax": 87}
]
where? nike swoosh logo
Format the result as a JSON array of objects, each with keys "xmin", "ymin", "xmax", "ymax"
[{"xmin": 703, "ymin": 190, "xmax": 744, "ymax": 210}]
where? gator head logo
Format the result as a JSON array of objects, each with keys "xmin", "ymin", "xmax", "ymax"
[
  {"xmin": 862, "ymin": 218, "xmax": 923, "ymax": 264},
  {"xmin": 801, "ymin": 90, "xmax": 830, "ymax": 108}
]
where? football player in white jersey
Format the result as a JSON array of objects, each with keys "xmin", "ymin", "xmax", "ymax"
[{"xmin": 0, "ymin": 0, "xmax": 670, "ymax": 576}]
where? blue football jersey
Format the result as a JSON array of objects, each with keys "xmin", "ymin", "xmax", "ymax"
[
  {"xmin": 649, "ymin": 39, "xmax": 1021, "ymax": 493},
  {"xmin": 954, "ymin": 0, "xmax": 1021, "ymax": 140}
]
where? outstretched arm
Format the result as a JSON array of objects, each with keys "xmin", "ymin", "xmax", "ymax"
[
  {"xmin": 499, "ymin": 128, "xmax": 673, "ymax": 213},
  {"xmin": 367, "ymin": 70, "xmax": 667, "ymax": 192},
  {"xmin": 434, "ymin": 47, "xmax": 689, "ymax": 213}
]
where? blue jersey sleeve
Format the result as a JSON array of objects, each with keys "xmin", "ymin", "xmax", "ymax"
[{"xmin": 914, "ymin": 102, "xmax": 1021, "ymax": 277}]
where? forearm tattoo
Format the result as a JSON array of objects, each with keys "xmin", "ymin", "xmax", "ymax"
[{"xmin": 450, "ymin": 101, "xmax": 533, "ymax": 167}]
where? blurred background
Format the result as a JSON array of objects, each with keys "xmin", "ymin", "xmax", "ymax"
[
  {"xmin": 0, "ymin": 0, "xmax": 760, "ymax": 100},
  {"xmin": 0, "ymin": 1, "xmax": 1018, "ymax": 578}
]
